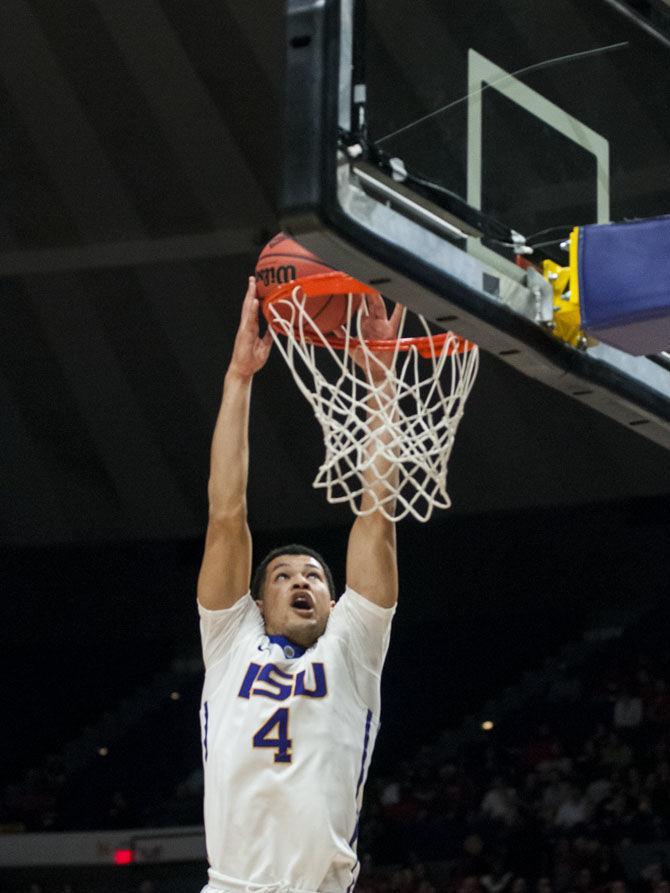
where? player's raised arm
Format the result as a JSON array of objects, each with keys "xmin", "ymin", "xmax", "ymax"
[
  {"xmin": 197, "ymin": 277, "xmax": 272, "ymax": 610},
  {"xmin": 346, "ymin": 295, "xmax": 401, "ymax": 609}
]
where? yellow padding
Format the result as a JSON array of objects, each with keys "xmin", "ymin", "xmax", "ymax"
[
  {"xmin": 569, "ymin": 226, "xmax": 581, "ymax": 310},
  {"xmin": 540, "ymin": 229, "xmax": 595, "ymax": 349}
]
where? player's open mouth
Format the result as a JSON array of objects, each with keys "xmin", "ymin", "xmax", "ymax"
[{"xmin": 291, "ymin": 593, "xmax": 314, "ymax": 614}]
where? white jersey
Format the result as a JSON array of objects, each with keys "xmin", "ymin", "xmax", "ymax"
[{"xmin": 198, "ymin": 586, "xmax": 395, "ymax": 893}]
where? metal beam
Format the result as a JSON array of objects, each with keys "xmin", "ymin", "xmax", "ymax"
[
  {"xmin": 90, "ymin": 0, "xmax": 274, "ymax": 222},
  {"xmin": 0, "ymin": 0, "xmax": 141, "ymax": 239},
  {"xmin": 0, "ymin": 228, "xmax": 261, "ymax": 276}
]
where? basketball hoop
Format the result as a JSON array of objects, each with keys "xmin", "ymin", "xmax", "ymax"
[{"xmin": 263, "ymin": 272, "xmax": 479, "ymax": 523}]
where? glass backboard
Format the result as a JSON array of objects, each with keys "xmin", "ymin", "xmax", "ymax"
[{"xmin": 282, "ymin": 0, "xmax": 670, "ymax": 449}]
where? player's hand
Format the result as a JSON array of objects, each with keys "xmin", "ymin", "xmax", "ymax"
[
  {"xmin": 227, "ymin": 277, "xmax": 273, "ymax": 379},
  {"xmin": 350, "ymin": 293, "xmax": 403, "ymax": 383}
]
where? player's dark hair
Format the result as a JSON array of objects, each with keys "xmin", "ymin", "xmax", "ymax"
[{"xmin": 251, "ymin": 544, "xmax": 336, "ymax": 602}]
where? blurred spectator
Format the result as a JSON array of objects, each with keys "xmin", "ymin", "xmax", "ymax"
[
  {"xmin": 551, "ymin": 838, "xmax": 575, "ymax": 893},
  {"xmin": 613, "ymin": 689, "xmax": 643, "ymax": 730},
  {"xmin": 600, "ymin": 734, "xmax": 633, "ymax": 771},
  {"xmin": 647, "ymin": 680, "xmax": 670, "ymax": 727},
  {"xmin": 626, "ymin": 794, "xmax": 664, "ymax": 842},
  {"xmin": 481, "ymin": 778, "xmax": 520, "ymax": 827},
  {"xmin": 455, "ymin": 835, "xmax": 490, "ymax": 882},
  {"xmin": 480, "ymin": 858, "xmax": 514, "ymax": 893},
  {"xmin": 592, "ymin": 844, "xmax": 625, "ymax": 887},
  {"xmin": 585, "ymin": 773, "xmax": 611, "ymax": 809},
  {"xmin": 573, "ymin": 867, "xmax": 593, "ymax": 893},
  {"xmin": 553, "ymin": 786, "xmax": 589, "ymax": 831},
  {"xmin": 457, "ymin": 877, "xmax": 484, "ymax": 893},
  {"xmin": 524, "ymin": 726, "xmax": 559, "ymax": 771},
  {"xmin": 380, "ymin": 778, "xmax": 402, "ymax": 808},
  {"xmin": 542, "ymin": 771, "xmax": 569, "ymax": 824},
  {"xmin": 640, "ymin": 862, "xmax": 665, "ymax": 889},
  {"xmin": 105, "ymin": 790, "xmax": 137, "ymax": 828}
]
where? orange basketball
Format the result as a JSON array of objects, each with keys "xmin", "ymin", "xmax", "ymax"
[{"xmin": 255, "ymin": 233, "xmax": 361, "ymax": 335}]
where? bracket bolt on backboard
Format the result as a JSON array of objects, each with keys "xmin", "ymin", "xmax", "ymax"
[{"xmin": 525, "ymin": 266, "xmax": 554, "ymax": 323}]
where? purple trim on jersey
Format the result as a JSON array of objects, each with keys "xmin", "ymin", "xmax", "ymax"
[
  {"xmin": 347, "ymin": 861, "xmax": 360, "ymax": 893},
  {"xmin": 348, "ymin": 815, "xmax": 360, "ymax": 847},
  {"xmin": 346, "ymin": 708, "xmax": 374, "ymax": 890},
  {"xmin": 355, "ymin": 709, "xmax": 373, "ymax": 798},
  {"xmin": 266, "ymin": 634, "xmax": 306, "ymax": 657},
  {"xmin": 203, "ymin": 701, "xmax": 209, "ymax": 761}
]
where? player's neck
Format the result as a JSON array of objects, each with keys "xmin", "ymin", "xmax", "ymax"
[{"xmin": 266, "ymin": 633, "xmax": 307, "ymax": 658}]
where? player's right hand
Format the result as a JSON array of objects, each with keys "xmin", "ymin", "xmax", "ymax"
[{"xmin": 227, "ymin": 277, "xmax": 273, "ymax": 379}]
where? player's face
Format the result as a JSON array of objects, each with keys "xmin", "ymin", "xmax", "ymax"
[{"xmin": 257, "ymin": 554, "xmax": 335, "ymax": 648}]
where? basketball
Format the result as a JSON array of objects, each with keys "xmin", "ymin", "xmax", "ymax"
[{"xmin": 255, "ymin": 233, "xmax": 361, "ymax": 335}]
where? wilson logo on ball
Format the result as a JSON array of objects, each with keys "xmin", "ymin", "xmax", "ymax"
[{"xmin": 255, "ymin": 264, "xmax": 297, "ymax": 290}]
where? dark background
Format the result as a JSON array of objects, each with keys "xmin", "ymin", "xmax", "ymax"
[{"xmin": 1, "ymin": 0, "xmax": 669, "ymax": 792}]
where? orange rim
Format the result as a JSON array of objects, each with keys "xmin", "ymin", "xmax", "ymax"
[{"xmin": 262, "ymin": 272, "xmax": 475, "ymax": 357}]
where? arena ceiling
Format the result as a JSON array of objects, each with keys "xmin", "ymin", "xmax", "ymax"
[{"xmin": 1, "ymin": 0, "xmax": 669, "ymax": 546}]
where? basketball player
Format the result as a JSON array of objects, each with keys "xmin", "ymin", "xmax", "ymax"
[{"xmin": 197, "ymin": 276, "xmax": 401, "ymax": 893}]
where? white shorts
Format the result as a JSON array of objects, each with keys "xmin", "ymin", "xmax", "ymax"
[{"xmin": 201, "ymin": 881, "xmax": 319, "ymax": 893}]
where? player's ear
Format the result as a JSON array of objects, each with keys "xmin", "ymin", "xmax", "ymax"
[{"xmin": 255, "ymin": 598, "xmax": 265, "ymax": 616}]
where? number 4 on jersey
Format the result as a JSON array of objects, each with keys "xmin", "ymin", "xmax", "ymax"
[{"xmin": 253, "ymin": 708, "xmax": 292, "ymax": 763}]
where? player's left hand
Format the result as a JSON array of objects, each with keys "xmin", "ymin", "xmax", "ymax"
[{"xmin": 349, "ymin": 293, "xmax": 403, "ymax": 382}]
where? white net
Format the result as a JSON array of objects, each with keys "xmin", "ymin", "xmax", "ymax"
[{"xmin": 267, "ymin": 287, "xmax": 479, "ymax": 523}]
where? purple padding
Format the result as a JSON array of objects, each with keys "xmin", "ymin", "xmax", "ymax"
[{"xmin": 578, "ymin": 215, "xmax": 670, "ymax": 355}]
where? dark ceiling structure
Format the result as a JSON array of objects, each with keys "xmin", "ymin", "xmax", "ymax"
[{"xmin": 1, "ymin": 0, "xmax": 669, "ymax": 546}]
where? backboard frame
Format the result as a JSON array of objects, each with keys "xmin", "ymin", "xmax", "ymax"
[{"xmin": 281, "ymin": 0, "xmax": 670, "ymax": 450}]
